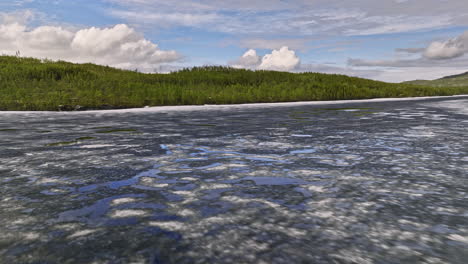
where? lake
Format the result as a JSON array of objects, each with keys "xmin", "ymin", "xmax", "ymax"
[{"xmin": 1, "ymin": 96, "xmax": 467, "ymax": 263}]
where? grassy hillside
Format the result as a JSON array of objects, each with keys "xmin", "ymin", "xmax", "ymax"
[
  {"xmin": 405, "ymin": 71, "xmax": 468, "ymax": 87},
  {"xmin": 1, "ymin": 56, "xmax": 467, "ymax": 111}
]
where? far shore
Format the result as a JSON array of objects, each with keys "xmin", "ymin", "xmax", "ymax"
[
  {"xmin": 4, "ymin": 57, "xmax": 468, "ymax": 111},
  {"xmin": 1, "ymin": 94, "xmax": 467, "ymax": 115}
]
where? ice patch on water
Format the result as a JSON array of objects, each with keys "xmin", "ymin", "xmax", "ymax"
[
  {"xmin": 448, "ymin": 234, "xmax": 468, "ymax": 244},
  {"xmin": 23, "ymin": 232, "xmax": 40, "ymax": 240},
  {"xmin": 312, "ymin": 211, "xmax": 334, "ymax": 218},
  {"xmin": 35, "ymin": 177, "xmax": 64, "ymax": 185},
  {"xmin": 176, "ymin": 209, "xmax": 196, "ymax": 217},
  {"xmin": 55, "ymin": 223, "xmax": 81, "ymax": 231},
  {"xmin": 291, "ymin": 134, "xmax": 313, "ymax": 138},
  {"xmin": 110, "ymin": 209, "xmax": 148, "ymax": 218},
  {"xmin": 200, "ymin": 183, "xmax": 231, "ymax": 189},
  {"xmin": 111, "ymin": 197, "xmax": 138, "ymax": 205},
  {"xmin": 306, "ymin": 185, "xmax": 326, "ymax": 193},
  {"xmin": 180, "ymin": 177, "xmax": 198, "ymax": 181},
  {"xmin": 149, "ymin": 221, "xmax": 184, "ymax": 231},
  {"xmin": 67, "ymin": 229, "xmax": 98, "ymax": 239}
]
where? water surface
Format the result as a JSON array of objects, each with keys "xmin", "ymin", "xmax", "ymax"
[{"xmin": 1, "ymin": 97, "xmax": 467, "ymax": 263}]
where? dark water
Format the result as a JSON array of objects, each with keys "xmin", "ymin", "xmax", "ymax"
[{"xmin": 1, "ymin": 97, "xmax": 467, "ymax": 264}]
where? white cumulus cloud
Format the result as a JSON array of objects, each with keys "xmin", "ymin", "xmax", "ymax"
[
  {"xmin": 230, "ymin": 49, "xmax": 261, "ymax": 69},
  {"xmin": 0, "ymin": 16, "xmax": 181, "ymax": 71},
  {"xmin": 230, "ymin": 46, "xmax": 300, "ymax": 72},
  {"xmin": 423, "ymin": 31, "xmax": 468, "ymax": 60},
  {"xmin": 259, "ymin": 46, "xmax": 300, "ymax": 71}
]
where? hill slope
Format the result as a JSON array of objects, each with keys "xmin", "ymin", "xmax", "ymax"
[
  {"xmin": 405, "ymin": 71, "xmax": 468, "ymax": 87},
  {"xmin": 1, "ymin": 56, "xmax": 467, "ymax": 111}
]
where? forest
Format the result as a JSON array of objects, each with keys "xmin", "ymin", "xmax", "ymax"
[{"xmin": 1, "ymin": 56, "xmax": 467, "ymax": 111}]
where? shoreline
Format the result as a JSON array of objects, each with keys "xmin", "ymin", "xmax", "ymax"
[{"xmin": 1, "ymin": 94, "xmax": 467, "ymax": 114}]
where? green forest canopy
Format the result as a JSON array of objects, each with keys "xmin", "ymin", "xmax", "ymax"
[{"xmin": 1, "ymin": 56, "xmax": 467, "ymax": 111}]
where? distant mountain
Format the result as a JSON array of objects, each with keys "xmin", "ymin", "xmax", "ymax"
[
  {"xmin": 405, "ymin": 71, "xmax": 468, "ymax": 87},
  {"xmin": 439, "ymin": 71, "xmax": 468, "ymax": 80}
]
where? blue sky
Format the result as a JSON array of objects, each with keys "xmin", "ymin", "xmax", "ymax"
[{"xmin": 1, "ymin": 0, "xmax": 468, "ymax": 82}]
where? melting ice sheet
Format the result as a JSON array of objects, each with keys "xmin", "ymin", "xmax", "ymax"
[{"xmin": 0, "ymin": 96, "xmax": 468, "ymax": 263}]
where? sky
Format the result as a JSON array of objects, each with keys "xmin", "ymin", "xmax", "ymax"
[{"xmin": 1, "ymin": 0, "xmax": 468, "ymax": 82}]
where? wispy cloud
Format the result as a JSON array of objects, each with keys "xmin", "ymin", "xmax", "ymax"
[
  {"xmin": 395, "ymin": 48, "xmax": 425, "ymax": 54},
  {"xmin": 109, "ymin": 10, "xmax": 220, "ymax": 28},
  {"xmin": 235, "ymin": 38, "xmax": 311, "ymax": 51},
  {"xmin": 344, "ymin": 15, "xmax": 453, "ymax": 36},
  {"xmin": 350, "ymin": 30, "xmax": 468, "ymax": 68},
  {"xmin": 106, "ymin": 0, "xmax": 468, "ymax": 36}
]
